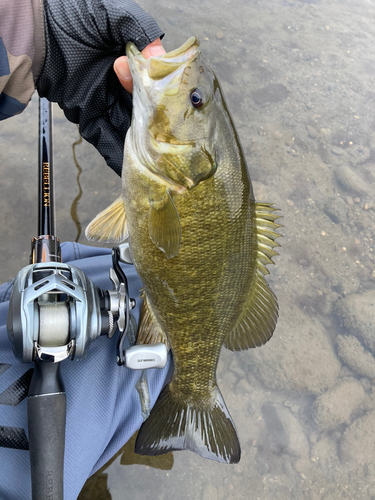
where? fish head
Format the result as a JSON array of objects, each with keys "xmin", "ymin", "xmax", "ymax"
[{"xmin": 127, "ymin": 37, "xmax": 218, "ymax": 191}]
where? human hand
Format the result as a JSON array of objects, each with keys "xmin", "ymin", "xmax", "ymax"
[
  {"xmin": 36, "ymin": 0, "xmax": 164, "ymax": 176},
  {"xmin": 114, "ymin": 38, "xmax": 166, "ymax": 94}
]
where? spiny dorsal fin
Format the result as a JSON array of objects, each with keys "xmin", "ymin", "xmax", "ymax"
[
  {"xmin": 255, "ymin": 202, "xmax": 282, "ymax": 275},
  {"xmin": 85, "ymin": 196, "xmax": 127, "ymax": 243},
  {"xmin": 137, "ymin": 291, "xmax": 170, "ymax": 350},
  {"xmin": 149, "ymin": 190, "xmax": 181, "ymax": 259},
  {"xmin": 224, "ymin": 202, "xmax": 282, "ymax": 351}
]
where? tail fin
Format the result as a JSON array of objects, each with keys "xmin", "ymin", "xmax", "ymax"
[{"xmin": 135, "ymin": 383, "xmax": 240, "ymax": 464}]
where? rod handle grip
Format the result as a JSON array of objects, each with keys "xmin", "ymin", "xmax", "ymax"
[{"xmin": 28, "ymin": 392, "xmax": 66, "ymax": 500}]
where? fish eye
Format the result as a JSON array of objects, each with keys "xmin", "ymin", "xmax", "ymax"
[{"xmin": 190, "ymin": 88, "xmax": 204, "ymax": 108}]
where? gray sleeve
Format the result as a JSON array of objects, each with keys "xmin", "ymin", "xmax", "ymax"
[{"xmin": 0, "ymin": 0, "xmax": 45, "ymax": 119}]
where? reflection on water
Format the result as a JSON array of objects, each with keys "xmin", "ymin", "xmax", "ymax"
[
  {"xmin": 78, "ymin": 433, "xmax": 173, "ymax": 500},
  {"xmin": 1, "ymin": 0, "xmax": 375, "ymax": 498}
]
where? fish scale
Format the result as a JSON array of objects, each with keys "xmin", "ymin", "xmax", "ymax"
[{"xmin": 123, "ymin": 127, "xmax": 256, "ymax": 411}]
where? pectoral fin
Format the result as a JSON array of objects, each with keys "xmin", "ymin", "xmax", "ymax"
[
  {"xmin": 224, "ymin": 203, "xmax": 282, "ymax": 351},
  {"xmin": 85, "ymin": 196, "xmax": 127, "ymax": 243},
  {"xmin": 149, "ymin": 191, "xmax": 181, "ymax": 259}
]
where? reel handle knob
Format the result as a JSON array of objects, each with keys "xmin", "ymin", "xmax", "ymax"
[{"xmin": 125, "ymin": 342, "xmax": 168, "ymax": 370}]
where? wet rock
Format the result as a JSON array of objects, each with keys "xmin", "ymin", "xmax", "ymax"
[
  {"xmin": 311, "ymin": 436, "xmax": 340, "ymax": 471},
  {"xmin": 336, "ymin": 334, "xmax": 375, "ymax": 379},
  {"xmin": 228, "ymin": 357, "xmax": 246, "ymax": 378},
  {"xmin": 259, "ymin": 403, "xmax": 288, "ymax": 456},
  {"xmin": 346, "ymin": 145, "xmax": 370, "ymax": 166},
  {"xmin": 322, "ymin": 196, "xmax": 349, "ymax": 223},
  {"xmin": 340, "ymin": 411, "xmax": 375, "ymax": 465},
  {"xmin": 293, "ymin": 458, "xmax": 315, "ymax": 477},
  {"xmin": 360, "ymin": 377, "xmax": 371, "ymax": 392},
  {"xmin": 334, "ymin": 165, "xmax": 369, "ymax": 196},
  {"xmin": 318, "ymin": 143, "xmax": 332, "ymax": 164},
  {"xmin": 202, "ymin": 484, "xmax": 218, "ymax": 500},
  {"xmin": 320, "ymin": 128, "xmax": 331, "ymax": 136},
  {"xmin": 313, "ymin": 378, "xmax": 365, "ymax": 431},
  {"xmin": 107, "ymin": 179, "xmax": 117, "ymax": 189},
  {"xmin": 247, "ymin": 304, "xmax": 341, "ymax": 395},
  {"xmin": 221, "ymin": 368, "xmax": 238, "ymax": 389},
  {"xmin": 330, "ymin": 146, "xmax": 346, "ymax": 157},
  {"xmin": 307, "ymin": 125, "xmax": 319, "ymax": 139},
  {"xmin": 235, "ymin": 377, "xmax": 253, "ymax": 396},
  {"xmin": 335, "ymin": 291, "xmax": 375, "ymax": 353},
  {"xmin": 275, "ymin": 406, "xmax": 310, "ymax": 458}
]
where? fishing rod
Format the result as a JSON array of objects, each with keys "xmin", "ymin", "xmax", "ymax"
[{"xmin": 6, "ymin": 97, "xmax": 167, "ymax": 499}]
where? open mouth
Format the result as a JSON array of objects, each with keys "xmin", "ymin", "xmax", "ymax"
[{"xmin": 126, "ymin": 37, "xmax": 200, "ymax": 81}]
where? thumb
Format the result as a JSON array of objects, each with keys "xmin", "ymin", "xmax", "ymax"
[{"xmin": 114, "ymin": 38, "xmax": 166, "ymax": 94}]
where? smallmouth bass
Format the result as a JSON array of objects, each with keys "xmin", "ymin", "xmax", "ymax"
[{"xmin": 86, "ymin": 36, "xmax": 281, "ymax": 464}]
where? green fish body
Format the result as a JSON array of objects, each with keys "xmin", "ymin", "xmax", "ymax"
[{"xmin": 86, "ymin": 37, "xmax": 281, "ymax": 464}]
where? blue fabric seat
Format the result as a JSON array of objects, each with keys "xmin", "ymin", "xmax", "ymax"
[{"xmin": 0, "ymin": 242, "xmax": 171, "ymax": 500}]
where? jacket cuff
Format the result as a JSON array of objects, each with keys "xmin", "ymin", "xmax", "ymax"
[{"xmin": 31, "ymin": 0, "xmax": 46, "ymax": 83}]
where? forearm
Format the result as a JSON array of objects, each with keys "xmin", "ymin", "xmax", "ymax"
[
  {"xmin": 0, "ymin": 0, "xmax": 45, "ymax": 120},
  {"xmin": 0, "ymin": 0, "xmax": 164, "ymax": 174}
]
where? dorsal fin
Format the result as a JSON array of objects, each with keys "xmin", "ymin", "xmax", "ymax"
[
  {"xmin": 224, "ymin": 203, "xmax": 282, "ymax": 351},
  {"xmin": 85, "ymin": 196, "xmax": 127, "ymax": 243}
]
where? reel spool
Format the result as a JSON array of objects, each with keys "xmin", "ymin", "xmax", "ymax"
[{"xmin": 7, "ymin": 261, "xmax": 109, "ymax": 363}]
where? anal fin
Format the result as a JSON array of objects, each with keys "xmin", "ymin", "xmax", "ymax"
[
  {"xmin": 85, "ymin": 196, "xmax": 127, "ymax": 243},
  {"xmin": 137, "ymin": 291, "xmax": 170, "ymax": 351},
  {"xmin": 224, "ymin": 202, "xmax": 281, "ymax": 351}
]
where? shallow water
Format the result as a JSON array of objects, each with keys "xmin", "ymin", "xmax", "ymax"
[{"xmin": 2, "ymin": 0, "xmax": 375, "ymax": 498}]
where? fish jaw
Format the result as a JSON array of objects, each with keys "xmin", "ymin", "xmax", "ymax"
[
  {"xmin": 125, "ymin": 37, "xmax": 218, "ymax": 191},
  {"xmin": 126, "ymin": 36, "xmax": 200, "ymax": 86}
]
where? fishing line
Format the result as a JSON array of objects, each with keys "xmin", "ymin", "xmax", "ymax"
[{"xmin": 70, "ymin": 126, "xmax": 83, "ymax": 242}]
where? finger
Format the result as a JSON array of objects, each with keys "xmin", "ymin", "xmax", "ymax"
[
  {"xmin": 114, "ymin": 38, "xmax": 166, "ymax": 94},
  {"xmin": 114, "ymin": 56, "xmax": 133, "ymax": 94},
  {"xmin": 141, "ymin": 38, "xmax": 166, "ymax": 59}
]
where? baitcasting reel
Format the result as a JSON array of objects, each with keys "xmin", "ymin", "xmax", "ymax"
[{"xmin": 7, "ymin": 243, "xmax": 167, "ymax": 369}]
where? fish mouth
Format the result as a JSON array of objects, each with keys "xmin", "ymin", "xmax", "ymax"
[
  {"xmin": 126, "ymin": 37, "xmax": 200, "ymax": 81},
  {"xmin": 155, "ymin": 36, "xmax": 200, "ymax": 60}
]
